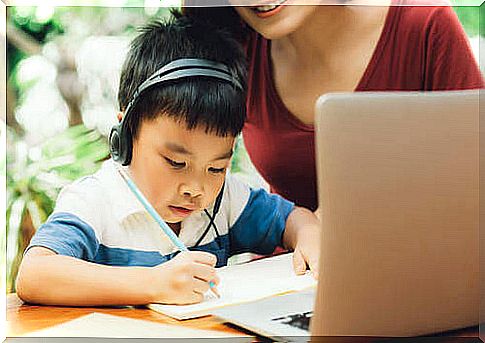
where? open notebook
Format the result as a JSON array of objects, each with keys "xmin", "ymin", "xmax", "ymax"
[{"xmin": 148, "ymin": 253, "xmax": 317, "ymax": 320}]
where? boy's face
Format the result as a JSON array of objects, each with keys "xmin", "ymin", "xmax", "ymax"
[{"xmin": 129, "ymin": 116, "xmax": 235, "ymax": 223}]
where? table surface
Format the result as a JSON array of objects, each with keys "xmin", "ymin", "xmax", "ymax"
[
  {"xmin": 6, "ymin": 293, "xmax": 250, "ymax": 338},
  {"xmin": 6, "ymin": 293, "xmax": 481, "ymax": 340}
]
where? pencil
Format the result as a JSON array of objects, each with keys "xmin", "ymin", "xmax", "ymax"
[{"xmin": 117, "ymin": 166, "xmax": 220, "ymax": 299}]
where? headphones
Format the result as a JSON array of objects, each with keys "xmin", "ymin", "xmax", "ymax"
[{"xmin": 109, "ymin": 58, "xmax": 242, "ymax": 166}]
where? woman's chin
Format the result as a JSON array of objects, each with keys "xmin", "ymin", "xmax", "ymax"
[
  {"xmin": 253, "ymin": 20, "xmax": 307, "ymax": 40},
  {"xmin": 237, "ymin": 5, "xmax": 319, "ymax": 39}
]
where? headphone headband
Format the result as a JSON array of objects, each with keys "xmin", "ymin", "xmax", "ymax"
[
  {"xmin": 146, "ymin": 58, "xmax": 235, "ymax": 82},
  {"xmin": 109, "ymin": 58, "xmax": 240, "ymax": 166}
]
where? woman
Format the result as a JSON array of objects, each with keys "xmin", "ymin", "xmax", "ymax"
[{"xmin": 185, "ymin": 1, "xmax": 483, "ymax": 212}]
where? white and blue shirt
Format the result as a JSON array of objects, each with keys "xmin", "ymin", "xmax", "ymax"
[{"xmin": 28, "ymin": 159, "xmax": 294, "ymax": 267}]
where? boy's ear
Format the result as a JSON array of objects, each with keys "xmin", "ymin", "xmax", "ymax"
[{"xmin": 117, "ymin": 112, "xmax": 123, "ymax": 123}]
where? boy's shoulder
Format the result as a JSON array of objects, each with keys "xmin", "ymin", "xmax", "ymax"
[
  {"xmin": 220, "ymin": 173, "xmax": 294, "ymax": 227},
  {"xmin": 53, "ymin": 160, "xmax": 125, "ymax": 223},
  {"xmin": 218, "ymin": 173, "xmax": 279, "ymax": 227},
  {"xmin": 218, "ymin": 173, "xmax": 252, "ymax": 225},
  {"xmin": 56, "ymin": 160, "xmax": 116, "ymax": 203}
]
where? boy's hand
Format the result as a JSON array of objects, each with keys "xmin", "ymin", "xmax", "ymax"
[
  {"xmin": 150, "ymin": 251, "xmax": 219, "ymax": 305},
  {"xmin": 292, "ymin": 225, "xmax": 320, "ymax": 278},
  {"xmin": 283, "ymin": 207, "xmax": 321, "ymax": 279}
]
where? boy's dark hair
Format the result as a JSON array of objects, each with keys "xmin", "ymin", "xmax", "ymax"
[
  {"xmin": 182, "ymin": 3, "xmax": 249, "ymax": 43},
  {"xmin": 117, "ymin": 10, "xmax": 247, "ymax": 138}
]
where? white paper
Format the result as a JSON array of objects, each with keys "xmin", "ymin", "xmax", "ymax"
[
  {"xmin": 24, "ymin": 312, "xmax": 249, "ymax": 339},
  {"xmin": 149, "ymin": 253, "xmax": 317, "ymax": 320}
]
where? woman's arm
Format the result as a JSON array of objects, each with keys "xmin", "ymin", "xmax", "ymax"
[{"xmin": 426, "ymin": 6, "xmax": 484, "ymax": 90}]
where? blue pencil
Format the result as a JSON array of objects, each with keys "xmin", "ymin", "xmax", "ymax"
[{"xmin": 117, "ymin": 166, "xmax": 220, "ymax": 299}]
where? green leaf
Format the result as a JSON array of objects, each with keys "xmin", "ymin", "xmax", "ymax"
[{"xmin": 6, "ymin": 124, "xmax": 109, "ymax": 290}]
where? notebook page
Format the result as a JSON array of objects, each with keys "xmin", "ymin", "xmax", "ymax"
[{"xmin": 149, "ymin": 253, "xmax": 317, "ymax": 319}]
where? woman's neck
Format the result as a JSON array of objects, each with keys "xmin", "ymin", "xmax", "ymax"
[{"xmin": 272, "ymin": 2, "xmax": 391, "ymax": 67}]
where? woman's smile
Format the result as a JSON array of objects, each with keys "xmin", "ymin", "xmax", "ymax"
[{"xmin": 251, "ymin": 0, "xmax": 288, "ymax": 18}]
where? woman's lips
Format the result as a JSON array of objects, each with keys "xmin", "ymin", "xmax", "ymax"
[
  {"xmin": 169, "ymin": 205, "xmax": 195, "ymax": 217},
  {"xmin": 251, "ymin": 0, "xmax": 287, "ymax": 18}
]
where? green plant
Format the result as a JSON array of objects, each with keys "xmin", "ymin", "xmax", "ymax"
[
  {"xmin": 6, "ymin": 125, "xmax": 109, "ymax": 292},
  {"xmin": 454, "ymin": 6, "xmax": 479, "ymax": 37},
  {"xmin": 452, "ymin": 0, "xmax": 481, "ymax": 37}
]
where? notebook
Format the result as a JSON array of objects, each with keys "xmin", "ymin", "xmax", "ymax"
[{"xmin": 148, "ymin": 253, "xmax": 316, "ymax": 320}]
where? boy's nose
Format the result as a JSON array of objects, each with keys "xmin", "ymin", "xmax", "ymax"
[
  {"xmin": 183, "ymin": 189, "xmax": 202, "ymax": 198},
  {"xmin": 180, "ymin": 183, "xmax": 203, "ymax": 199}
]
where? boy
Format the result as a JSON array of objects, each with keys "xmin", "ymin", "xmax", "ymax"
[{"xmin": 16, "ymin": 12, "xmax": 320, "ymax": 306}]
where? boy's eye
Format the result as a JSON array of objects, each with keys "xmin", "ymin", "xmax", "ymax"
[
  {"xmin": 208, "ymin": 167, "xmax": 226, "ymax": 174},
  {"xmin": 164, "ymin": 157, "xmax": 186, "ymax": 169}
]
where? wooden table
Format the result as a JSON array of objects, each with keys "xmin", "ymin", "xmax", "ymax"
[
  {"xmin": 6, "ymin": 293, "xmax": 250, "ymax": 339},
  {"xmin": 6, "ymin": 293, "xmax": 482, "ymax": 341}
]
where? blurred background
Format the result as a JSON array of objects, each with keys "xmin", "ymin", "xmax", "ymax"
[{"xmin": 3, "ymin": 1, "xmax": 483, "ymax": 293}]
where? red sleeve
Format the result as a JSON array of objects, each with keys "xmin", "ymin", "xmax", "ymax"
[{"xmin": 424, "ymin": 6, "xmax": 484, "ymax": 90}]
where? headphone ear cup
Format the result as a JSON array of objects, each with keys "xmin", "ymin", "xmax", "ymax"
[
  {"xmin": 110, "ymin": 121, "xmax": 133, "ymax": 166},
  {"xmin": 109, "ymin": 124, "xmax": 123, "ymax": 163},
  {"xmin": 119, "ymin": 124, "xmax": 133, "ymax": 166}
]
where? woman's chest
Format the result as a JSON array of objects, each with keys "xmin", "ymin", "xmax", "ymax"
[
  {"xmin": 269, "ymin": 21, "xmax": 388, "ymax": 126},
  {"xmin": 271, "ymin": 50, "xmax": 376, "ymax": 126}
]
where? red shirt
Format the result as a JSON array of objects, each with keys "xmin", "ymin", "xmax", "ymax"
[{"xmin": 243, "ymin": 2, "xmax": 484, "ymax": 211}]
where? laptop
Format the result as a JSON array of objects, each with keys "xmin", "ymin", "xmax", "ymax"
[{"xmin": 213, "ymin": 90, "xmax": 480, "ymax": 340}]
